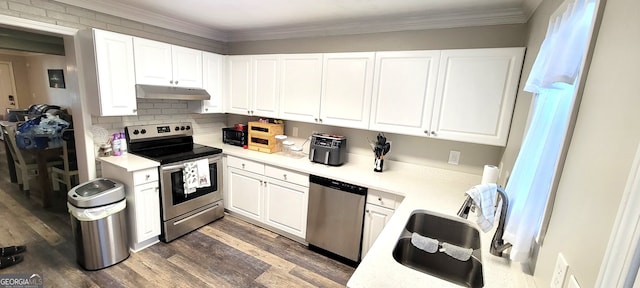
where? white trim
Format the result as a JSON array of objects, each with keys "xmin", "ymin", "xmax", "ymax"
[
  {"xmin": 226, "ymin": 8, "xmax": 529, "ymax": 42},
  {"xmin": 0, "ymin": 15, "xmax": 76, "ymax": 36},
  {"xmin": 53, "ymin": 0, "xmax": 531, "ymax": 42},
  {"xmin": 596, "ymin": 142, "xmax": 640, "ymax": 287},
  {"xmin": 54, "ymin": 0, "xmax": 227, "ymax": 40}
]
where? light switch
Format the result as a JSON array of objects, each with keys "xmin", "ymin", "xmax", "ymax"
[{"xmin": 448, "ymin": 150, "xmax": 460, "ymax": 165}]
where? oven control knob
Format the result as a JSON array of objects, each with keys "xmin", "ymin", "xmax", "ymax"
[
  {"xmin": 180, "ymin": 126, "xmax": 185, "ymax": 131},
  {"xmin": 133, "ymin": 129, "xmax": 139, "ymax": 135},
  {"xmin": 140, "ymin": 129, "xmax": 146, "ymax": 134},
  {"xmin": 186, "ymin": 126, "xmax": 191, "ymax": 130},
  {"xmin": 173, "ymin": 126, "xmax": 178, "ymax": 131}
]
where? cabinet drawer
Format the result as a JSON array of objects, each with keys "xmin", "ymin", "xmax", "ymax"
[
  {"xmin": 367, "ymin": 189, "xmax": 398, "ymax": 210},
  {"xmin": 133, "ymin": 168, "xmax": 159, "ymax": 184},
  {"xmin": 227, "ymin": 155, "xmax": 264, "ymax": 174},
  {"xmin": 265, "ymin": 165, "xmax": 308, "ymax": 187}
]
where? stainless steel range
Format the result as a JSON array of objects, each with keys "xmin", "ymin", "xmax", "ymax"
[{"xmin": 125, "ymin": 122, "xmax": 224, "ymax": 242}]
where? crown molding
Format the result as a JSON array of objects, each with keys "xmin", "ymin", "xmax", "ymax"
[
  {"xmin": 55, "ymin": 0, "xmax": 533, "ymax": 43},
  {"xmin": 226, "ymin": 8, "xmax": 529, "ymax": 42},
  {"xmin": 53, "ymin": 0, "xmax": 229, "ymax": 41}
]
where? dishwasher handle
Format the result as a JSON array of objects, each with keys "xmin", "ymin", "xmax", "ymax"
[{"xmin": 309, "ymin": 174, "xmax": 367, "ymax": 195}]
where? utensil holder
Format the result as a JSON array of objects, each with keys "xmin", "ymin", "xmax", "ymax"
[{"xmin": 374, "ymin": 156, "xmax": 384, "ymax": 172}]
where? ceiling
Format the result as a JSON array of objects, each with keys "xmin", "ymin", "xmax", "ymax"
[{"xmin": 55, "ymin": 0, "xmax": 541, "ymax": 42}]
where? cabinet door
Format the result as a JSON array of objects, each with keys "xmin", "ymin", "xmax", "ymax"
[
  {"xmin": 279, "ymin": 54, "xmax": 323, "ymax": 123},
  {"xmin": 172, "ymin": 46, "xmax": 203, "ymax": 88},
  {"xmin": 264, "ymin": 178, "xmax": 308, "ymax": 238},
  {"xmin": 369, "ymin": 51, "xmax": 441, "ymax": 136},
  {"xmin": 93, "ymin": 29, "xmax": 137, "ymax": 116},
  {"xmin": 320, "ymin": 52, "xmax": 375, "ymax": 129},
  {"xmin": 252, "ymin": 55, "xmax": 280, "ymax": 117},
  {"xmin": 133, "ymin": 37, "xmax": 173, "ymax": 86},
  {"xmin": 227, "ymin": 167, "xmax": 263, "ymax": 221},
  {"xmin": 432, "ymin": 48, "xmax": 525, "ymax": 146},
  {"xmin": 189, "ymin": 52, "xmax": 224, "ymax": 113},
  {"xmin": 134, "ymin": 182, "xmax": 161, "ymax": 242},
  {"xmin": 361, "ymin": 204, "xmax": 394, "ymax": 258},
  {"xmin": 227, "ymin": 56, "xmax": 253, "ymax": 115}
]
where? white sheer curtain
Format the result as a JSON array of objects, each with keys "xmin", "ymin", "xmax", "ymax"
[{"xmin": 502, "ymin": 0, "xmax": 597, "ymax": 262}]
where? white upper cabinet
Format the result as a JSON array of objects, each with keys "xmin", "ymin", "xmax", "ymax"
[
  {"xmin": 133, "ymin": 37, "xmax": 203, "ymax": 88},
  {"xmin": 189, "ymin": 52, "xmax": 224, "ymax": 113},
  {"xmin": 320, "ymin": 52, "xmax": 375, "ymax": 129},
  {"xmin": 226, "ymin": 55, "xmax": 280, "ymax": 117},
  {"xmin": 279, "ymin": 54, "xmax": 324, "ymax": 122},
  {"xmin": 226, "ymin": 55, "xmax": 253, "ymax": 115},
  {"xmin": 252, "ymin": 55, "xmax": 280, "ymax": 117},
  {"xmin": 369, "ymin": 51, "xmax": 441, "ymax": 135},
  {"xmin": 431, "ymin": 47, "xmax": 525, "ymax": 146},
  {"xmin": 84, "ymin": 29, "xmax": 137, "ymax": 116}
]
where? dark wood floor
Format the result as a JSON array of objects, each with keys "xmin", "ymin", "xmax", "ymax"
[{"xmin": 0, "ymin": 144, "xmax": 354, "ymax": 287}]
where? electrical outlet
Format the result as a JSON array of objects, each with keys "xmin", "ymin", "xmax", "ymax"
[
  {"xmin": 448, "ymin": 150, "xmax": 460, "ymax": 165},
  {"xmin": 567, "ymin": 275, "xmax": 580, "ymax": 288},
  {"xmin": 550, "ymin": 253, "xmax": 569, "ymax": 288},
  {"xmin": 292, "ymin": 127, "xmax": 299, "ymax": 137}
]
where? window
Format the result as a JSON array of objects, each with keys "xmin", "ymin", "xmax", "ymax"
[{"xmin": 502, "ymin": 0, "xmax": 598, "ymax": 262}]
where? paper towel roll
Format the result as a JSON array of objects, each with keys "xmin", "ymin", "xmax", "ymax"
[{"xmin": 481, "ymin": 165, "xmax": 500, "ymax": 184}]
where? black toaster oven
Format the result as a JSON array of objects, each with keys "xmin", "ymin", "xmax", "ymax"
[{"xmin": 222, "ymin": 127, "xmax": 248, "ymax": 147}]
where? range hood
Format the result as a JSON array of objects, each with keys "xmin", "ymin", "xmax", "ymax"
[{"xmin": 135, "ymin": 84, "xmax": 210, "ymax": 101}]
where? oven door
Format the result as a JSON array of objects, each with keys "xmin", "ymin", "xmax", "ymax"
[{"xmin": 160, "ymin": 155, "xmax": 223, "ymax": 220}]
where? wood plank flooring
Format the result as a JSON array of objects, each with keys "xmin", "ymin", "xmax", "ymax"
[{"xmin": 0, "ymin": 145, "xmax": 354, "ymax": 287}]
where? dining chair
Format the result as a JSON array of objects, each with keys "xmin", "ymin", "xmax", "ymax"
[
  {"xmin": 2, "ymin": 125, "xmax": 62, "ymax": 192},
  {"xmin": 51, "ymin": 136, "xmax": 79, "ymax": 192}
]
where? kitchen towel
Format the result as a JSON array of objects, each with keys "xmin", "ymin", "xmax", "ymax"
[
  {"xmin": 411, "ymin": 232, "xmax": 439, "ymax": 253},
  {"xmin": 182, "ymin": 159, "xmax": 211, "ymax": 195},
  {"xmin": 440, "ymin": 242, "xmax": 473, "ymax": 261},
  {"xmin": 465, "ymin": 183, "xmax": 498, "ymax": 232}
]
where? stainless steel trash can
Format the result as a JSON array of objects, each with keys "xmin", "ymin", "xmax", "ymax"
[{"xmin": 67, "ymin": 178, "xmax": 129, "ymax": 270}]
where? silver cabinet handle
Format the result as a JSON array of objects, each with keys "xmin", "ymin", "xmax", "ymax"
[
  {"xmin": 175, "ymin": 80, "xmax": 178, "ymax": 85},
  {"xmin": 424, "ymin": 130, "xmax": 429, "ymax": 134},
  {"xmin": 378, "ymin": 197, "xmax": 382, "ymax": 201},
  {"xmin": 283, "ymin": 174, "xmax": 287, "ymax": 180},
  {"xmin": 314, "ymin": 118, "xmax": 318, "ymax": 122},
  {"xmin": 241, "ymin": 163, "xmax": 245, "ymax": 169},
  {"xmin": 431, "ymin": 131, "xmax": 437, "ymax": 136},
  {"xmin": 170, "ymin": 80, "xmax": 174, "ymax": 84},
  {"xmin": 145, "ymin": 174, "xmax": 150, "ymax": 180}
]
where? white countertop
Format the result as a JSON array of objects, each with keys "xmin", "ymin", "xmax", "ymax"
[
  {"xmin": 98, "ymin": 153, "xmax": 159, "ymax": 171},
  {"xmin": 100, "ymin": 139, "xmax": 532, "ymax": 287}
]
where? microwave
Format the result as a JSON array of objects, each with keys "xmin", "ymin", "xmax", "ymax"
[{"xmin": 222, "ymin": 127, "xmax": 248, "ymax": 147}]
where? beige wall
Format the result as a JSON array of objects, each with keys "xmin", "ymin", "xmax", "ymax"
[
  {"xmin": 0, "ymin": 53, "xmax": 31, "ymax": 110},
  {"xmin": 228, "ymin": 24, "xmax": 526, "ymax": 54},
  {"xmin": 24, "ymin": 54, "xmax": 71, "ymax": 108},
  {"xmin": 518, "ymin": 0, "xmax": 639, "ymax": 286}
]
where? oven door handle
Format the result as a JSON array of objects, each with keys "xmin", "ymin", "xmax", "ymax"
[{"xmin": 161, "ymin": 164, "xmax": 186, "ymax": 172}]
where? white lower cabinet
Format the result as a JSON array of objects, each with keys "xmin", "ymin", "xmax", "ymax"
[
  {"xmin": 361, "ymin": 189, "xmax": 402, "ymax": 258},
  {"xmin": 101, "ymin": 164, "xmax": 160, "ymax": 252},
  {"xmin": 227, "ymin": 167, "xmax": 263, "ymax": 221},
  {"xmin": 264, "ymin": 177, "xmax": 308, "ymax": 237},
  {"xmin": 226, "ymin": 155, "xmax": 309, "ymax": 240}
]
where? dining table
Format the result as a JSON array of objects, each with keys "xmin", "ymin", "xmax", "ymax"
[{"xmin": 30, "ymin": 146, "xmax": 63, "ymax": 208}]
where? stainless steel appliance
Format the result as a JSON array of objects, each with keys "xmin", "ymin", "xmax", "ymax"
[
  {"xmin": 306, "ymin": 174, "xmax": 367, "ymax": 263},
  {"xmin": 126, "ymin": 122, "xmax": 224, "ymax": 242},
  {"xmin": 222, "ymin": 127, "xmax": 248, "ymax": 147},
  {"xmin": 67, "ymin": 178, "xmax": 129, "ymax": 270},
  {"xmin": 309, "ymin": 133, "xmax": 347, "ymax": 166}
]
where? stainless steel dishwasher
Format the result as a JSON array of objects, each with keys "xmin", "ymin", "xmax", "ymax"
[{"xmin": 306, "ymin": 174, "xmax": 367, "ymax": 263}]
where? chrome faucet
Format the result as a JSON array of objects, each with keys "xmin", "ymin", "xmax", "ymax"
[{"xmin": 457, "ymin": 186, "xmax": 512, "ymax": 257}]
